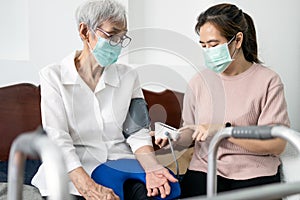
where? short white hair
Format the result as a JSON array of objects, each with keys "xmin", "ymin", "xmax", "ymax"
[{"xmin": 75, "ymin": 0, "xmax": 127, "ymax": 31}]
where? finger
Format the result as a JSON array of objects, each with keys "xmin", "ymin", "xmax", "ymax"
[
  {"xmin": 192, "ymin": 129, "xmax": 200, "ymax": 140},
  {"xmin": 147, "ymin": 187, "xmax": 152, "ymax": 197},
  {"xmin": 196, "ymin": 132, "xmax": 204, "ymax": 141},
  {"xmin": 114, "ymin": 195, "xmax": 120, "ymax": 200},
  {"xmin": 89, "ymin": 192, "xmax": 101, "ymax": 200},
  {"xmin": 157, "ymin": 138, "xmax": 169, "ymax": 148},
  {"xmin": 151, "ymin": 188, "xmax": 159, "ymax": 197},
  {"xmin": 149, "ymin": 131, "xmax": 155, "ymax": 136},
  {"xmin": 89, "ymin": 186, "xmax": 102, "ymax": 199},
  {"xmin": 93, "ymin": 186, "xmax": 117, "ymax": 200},
  {"xmin": 163, "ymin": 181, "xmax": 171, "ymax": 196},
  {"xmin": 160, "ymin": 138, "xmax": 169, "ymax": 147},
  {"xmin": 106, "ymin": 193, "xmax": 113, "ymax": 200},
  {"xmin": 108, "ymin": 191, "xmax": 120, "ymax": 200},
  {"xmin": 200, "ymin": 132, "xmax": 209, "ymax": 141},
  {"xmin": 162, "ymin": 169, "xmax": 178, "ymax": 183},
  {"xmin": 90, "ymin": 187, "xmax": 106, "ymax": 199},
  {"xmin": 158, "ymin": 185, "xmax": 166, "ymax": 198},
  {"xmin": 155, "ymin": 138, "xmax": 162, "ymax": 145}
]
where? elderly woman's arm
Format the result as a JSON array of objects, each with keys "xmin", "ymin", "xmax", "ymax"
[
  {"xmin": 127, "ymin": 127, "xmax": 178, "ymax": 198},
  {"xmin": 69, "ymin": 167, "xmax": 119, "ymax": 200},
  {"xmin": 134, "ymin": 145, "xmax": 178, "ymax": 199}
]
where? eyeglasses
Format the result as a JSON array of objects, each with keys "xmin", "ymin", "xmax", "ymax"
[{"xmin": 96, "ymin": 28, "xmax": 132, "ymax": 48}]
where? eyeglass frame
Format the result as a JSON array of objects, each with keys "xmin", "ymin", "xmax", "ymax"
[{"xmin": 96, "ymin": 28, "xmax": 132, "ymax": 48}]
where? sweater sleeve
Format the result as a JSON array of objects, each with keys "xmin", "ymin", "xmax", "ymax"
[
  {"xmin": 182, "ymin": 81, "xmax": 196, "ymax": 126},
  {"xmin": 258, "ymin": 75, "xmax": 290, "ymax": 127}
]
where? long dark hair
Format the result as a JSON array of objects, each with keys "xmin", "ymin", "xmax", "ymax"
[{"xmin": 195, "ymin": 3, "xmax": 261, "ymax": 63}]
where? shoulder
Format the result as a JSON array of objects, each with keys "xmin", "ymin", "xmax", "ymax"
[
  {"xmin": 253, "ymin": 63, "xmax": 283, "ymax": 86},
  {"xmin": 111, "ymin": 63, "xmax": 139, "ymax": 79},
  {"xmin": 114, "ymin": 63, "xmax": 137, "ymax": 74},
  {"xmin": 39, "ymin": 63, "xmax": 61, "ymax": 81},
  {"xmin": 39, "ymin": 52, "xmax": 76, "ymax": 82},
  {"xmin": 254, "ymin": 63, "xmax": 279, "ymax": 77}
]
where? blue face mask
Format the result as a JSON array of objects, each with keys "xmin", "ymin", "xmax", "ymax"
[
  {"xmin": 202, "ymin": 36, "xmax": 236, "ymax": 73},
  {"xmin": 91, "ymin": 33, "xmax": 122, "ymax": 67}
]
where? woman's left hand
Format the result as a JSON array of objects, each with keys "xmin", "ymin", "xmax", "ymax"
[
  {"xmin": 179, "ymin": 124, "xmax": 224, "ymax": 141},
  {"xmin": 145, "ymin": 167, "xmax": 178, "ymax": 198},
  {"xmin": 149, "ymin": 131, "xmax": 169, "ymax": 148}
]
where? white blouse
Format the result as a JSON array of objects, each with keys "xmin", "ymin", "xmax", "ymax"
[{"xmin": 32, "ymin": 51, "xmax": 153, "ymax": 196}]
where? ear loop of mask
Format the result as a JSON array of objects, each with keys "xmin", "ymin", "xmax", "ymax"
[
  {"xmin": 86, "ymin": 29, "xmax": 101, "ymax": 52},
  {"xmin": 228, "ymin": 35, "xmax": 238, "ymax": 60},
  {"xmin": 86, "ymin": 29, "xmax": 93, "ymax": 51}
]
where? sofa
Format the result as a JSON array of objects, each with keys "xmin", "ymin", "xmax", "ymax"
[{"xmin": 0, "ymin": 83, "xmax": 193, "ymax": 199}]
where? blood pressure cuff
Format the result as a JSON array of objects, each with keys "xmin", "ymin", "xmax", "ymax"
[{"xmin": 122, "ymin": 98, "xmax": 151, "ymax": 139}]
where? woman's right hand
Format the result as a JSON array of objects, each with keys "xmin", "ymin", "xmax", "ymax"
[{"xmin": 69, "ymin": 167, "xmax": 120, "ymax": 200}]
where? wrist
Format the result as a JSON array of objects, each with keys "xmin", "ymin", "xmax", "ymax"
[
  {"xmin": 135, "ymin": 150, "xmax": 164, "ymax": 172},
  {"xmin": 145, "ymin": 163, "xmax": 164, "ymax": 173},
  {"xmin": 69, "ymin": 167, "xmax": 93, "ymax": 188}
]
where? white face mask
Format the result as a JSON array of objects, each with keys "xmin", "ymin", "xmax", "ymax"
[{"xmin": 202, "ymin": 36, "xmax": 236, "ymax": 73}]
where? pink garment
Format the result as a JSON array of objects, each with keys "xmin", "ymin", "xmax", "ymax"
[{"xmin": 183, "ymin": 63, "xmax": 290, "ymax": 180}]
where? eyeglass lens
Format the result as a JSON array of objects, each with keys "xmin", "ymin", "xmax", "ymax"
[{"xmin": 109, "ymin": 35, "xmax": 131, "ymax": 47}]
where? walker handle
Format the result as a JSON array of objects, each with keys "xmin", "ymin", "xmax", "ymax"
[{"xmin": 231, "ymin": 126, "xmax": 273, "ymax": 139}]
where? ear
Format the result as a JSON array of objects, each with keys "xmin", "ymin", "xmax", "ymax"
[
  {"xmin": 235, "ymin": 32, "xmax": 243, "ymax": 49},
  {"xmin": 78, "ymin": 22, "xmax": 89, "ymax": 41}
]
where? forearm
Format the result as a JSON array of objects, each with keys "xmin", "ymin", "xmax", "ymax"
[
  {"xmin": 228, "ymin": 137, "xmax": 287, "ymax": 155},
  {"xmin": 69, "ymin": 167, "xmax": 119, "ymax": 199},
  {"xmin": 175, "ymin": 129, "xmax": 194, "ymax": 147},
  {"xmin": 134, "ymin": 145, "xmax": 162, "ymax": 172},
  {"xmin": 69, "ymin": 167, "xmax": 94, "ymax": 193}
]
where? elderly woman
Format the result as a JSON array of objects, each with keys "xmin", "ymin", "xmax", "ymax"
[{"xmin": 31, "ymin": 0, "xmax": 177, "ymax": 199}]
